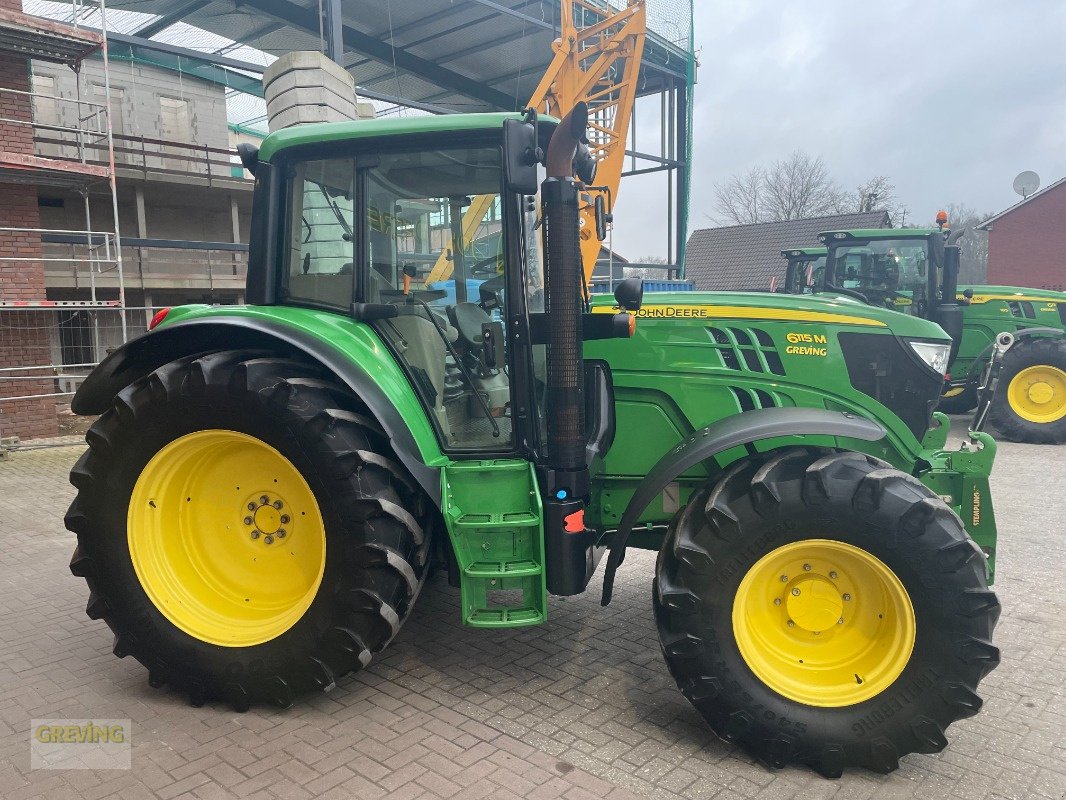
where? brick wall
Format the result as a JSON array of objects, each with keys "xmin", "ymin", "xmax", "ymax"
[
  {"xmin": 986, "ymin": 180, "xmax": 1066, "ymax": 292},
  {"xmin": 0, "ymin": 1, "xmax": 60, "ymax": 439}
]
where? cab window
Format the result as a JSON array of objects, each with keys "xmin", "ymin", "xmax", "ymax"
[
  {"xmin": 364, "ymin": 146, "xmax": 512, "ymax": 451},
  {"xmin": 830, "ymin": 238, "xmax": 930, "ymax": 315},
  {"xmin": 281, "ymin": 158, "xmax": 357, "ymax": 309}
]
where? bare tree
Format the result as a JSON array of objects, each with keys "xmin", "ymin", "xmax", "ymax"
[
  {"xmin": 942, "ymin": 203, "xmax": 990, "ymax": 284},
  {"xmin": 762, "ymin": 152, "xmax": 849, "ymax": 221},
  {"xmin": 854, "ymin": 175, "xmax": 906, "ymax": 225},
  {"xmin": 712, "ymin": 152, "xmax": 848, "ymax": 224},
  {"xmin": 713, "ymin": 165, "xmax": 764, "ymax": 225}
]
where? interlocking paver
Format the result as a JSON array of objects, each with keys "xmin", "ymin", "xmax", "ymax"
[{"xmin": 1, "ymin": 426, "xmax": 1065, "ymax": 800}]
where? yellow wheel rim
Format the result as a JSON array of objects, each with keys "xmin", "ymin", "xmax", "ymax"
[
  {"xmin": 128, "ymin": 430, "xmax": 326, "ymax": 647},
  {"xmin": 732, "ymin": 539, "xmax": 915, "ymax": 707},
  {"xmin": 1006, "ymin": 365, "xmax": 1066, "ymax": 423}
]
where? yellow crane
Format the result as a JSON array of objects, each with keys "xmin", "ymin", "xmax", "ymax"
[{"xmin": 425, "ymin": 0, "xmax": 646, "ymax": 287}]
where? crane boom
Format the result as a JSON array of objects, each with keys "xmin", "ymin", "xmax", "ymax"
[{"xmin": 426, "ymin": 0, "xmax": 646, "ymax": 287}]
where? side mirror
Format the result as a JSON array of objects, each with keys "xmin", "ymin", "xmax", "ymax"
[
  {"xmin": 614, "ymin": 277, "xmax": 643, "ymax": 312},
  {"xmin": 236, "ymin": 143, "xmax": 259, "ymax": 176},
  {"xmin": 594, "ymin": 194, "xmax": 608, "ymax": 241},
  {"xmin": 503, "ymin": 117, "xmax": 542, "ymax": 195}
]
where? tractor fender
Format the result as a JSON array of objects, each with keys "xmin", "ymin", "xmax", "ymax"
[
  {"xmin": 72, "ymin": 316, "xmax": 442, "ymax": 506},
  {"xmin": 599, "ymin": 407, "xmax": 886, "ymax": 605}
]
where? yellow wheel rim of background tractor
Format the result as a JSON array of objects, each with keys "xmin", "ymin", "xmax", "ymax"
[
  {"xmin": 128, "ymin": 430, "xmax": 326, "ymax": 647},
  {"xmin": 732, "ymin": 539, "xmax": 915, "ymax": 707},
  {"xmin": 1006, "ymin": 365, "xmax": 1066, "ymax": 424}
]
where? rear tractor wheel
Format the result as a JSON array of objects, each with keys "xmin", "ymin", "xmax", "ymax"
[
  {"xmin": 66, "ymin": 350, "xmax": 431, "ymax": 709},
  {"xmin": 989, "ymin": 337, "xmax": 1066, "ymax": 443},
  {"xmin": 654, "ymin": 448, "xmax": 1000, "ymax": 776}
]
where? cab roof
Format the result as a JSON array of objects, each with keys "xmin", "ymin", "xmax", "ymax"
[
  {"xmin": 258, "ymin": 112, "xmax": 542, "ymax": 162},
  {"xmin": 781, "ymin": 247, "xmax": 827, "ymax": 258},
  {"xmin": 819, "ymin": 228, "xmax": 939, "ymax": 242}
]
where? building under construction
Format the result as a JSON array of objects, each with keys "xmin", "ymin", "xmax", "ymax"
[{"xmin": 0, "ymin": 0, "xmax": 695, "ymax": 441}]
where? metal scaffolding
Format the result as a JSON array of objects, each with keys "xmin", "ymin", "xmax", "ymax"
[
  {"xmin": 0, "ymin": 0, "xmax": 129, "ymax": 430},
  {"xmin": 0, "ymin": 0, "xmax": 127, "ymax": 340}
]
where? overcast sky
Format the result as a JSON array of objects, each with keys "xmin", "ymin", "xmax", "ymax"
[{"xmin": 611, "ymin": 0, "xmax": 1066, "ymax": 261}]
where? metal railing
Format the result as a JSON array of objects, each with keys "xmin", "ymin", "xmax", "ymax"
[
  {"xmin": 40, "ymin": 237, "xmax": 249, "ymax": 289},
  {"xmin": 1, "ymin": 86, "xmax": 110, "ymax": 164},
  {"xmin": 1, "ymin": 226, "xmax": 119, "ymax": 298},
  {"xmin": 33, "ymin": 129, "xmax": 251, "ymax": 184},
  {"xmin": 0, "ymin": 304, "xmax": 153, "ymax": 404}
]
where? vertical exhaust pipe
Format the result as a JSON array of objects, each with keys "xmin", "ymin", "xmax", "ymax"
[
  {"xmin": 542, "ymin": 102, "xmax": 588, "ymax": 474},
  {"xmin": 540, "ymin": 102, "xmax": 598, "ymax": 596}
]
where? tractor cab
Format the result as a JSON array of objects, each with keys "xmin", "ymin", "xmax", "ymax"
[
  {"xmin": 780, "ymin": 247, "xmax": 826, "ymax": 294},
  {"xmin": 815, "ymin": 224, "xmax": 966, "ymax": 363}
]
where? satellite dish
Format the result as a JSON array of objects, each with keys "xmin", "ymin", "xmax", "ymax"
[{"xmin": 1013, "ymin": 170, "xmax": 1040, "ymax": 199}]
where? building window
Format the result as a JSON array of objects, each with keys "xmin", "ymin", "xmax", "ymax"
[
  {"xmin": 159, "ymin": 96, "xmax": 191, "ymax": 141},
  {"xmin": 159, "ymin": 96, "xmax": 192, "ymax": 171},
  {"xmin": 93, "ymin": 84, "xmax": 124, "ymax": 136},
  {"xmin": 32, "ymin": 73, "xmax": 59, "ymax": 128}
]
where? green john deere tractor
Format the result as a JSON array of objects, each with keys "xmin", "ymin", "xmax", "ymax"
[
  {"xmin": 780, "ymin": 246, "xmax": 827, "ymax": 294},
  {"xmin": 66, "ymin": 108, "xmax": 999, "ymax": 777},
  {"xmin": 808, "ymin": 223, "xmax": 1066, "ymax": 443}
]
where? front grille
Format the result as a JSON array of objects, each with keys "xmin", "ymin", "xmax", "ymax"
[{"xmin": 839, "ymin": 332, "xmax": 943, "ymax": 440}]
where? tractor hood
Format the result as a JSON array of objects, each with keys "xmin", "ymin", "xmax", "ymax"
[
  {"xmin": 590, "ymin": 291, "xmax": 952, "ymax": 342},
  {"xmin": 960, "ymin": 285, "xmax": 1066, "ymax": 304}
]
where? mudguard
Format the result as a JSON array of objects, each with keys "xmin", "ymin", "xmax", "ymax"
[
  {"xmin": 599, "ymin": 407, "xmax": 886, "ymax": 605},
  {"xmin": 72, "ymin": 316, "xmax": 442, "ymax": 505}
]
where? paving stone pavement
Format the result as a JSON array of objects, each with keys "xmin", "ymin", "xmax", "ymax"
[{"xmin": 0, "ymin": 422, "xmax": 1064, "ymax": 800}]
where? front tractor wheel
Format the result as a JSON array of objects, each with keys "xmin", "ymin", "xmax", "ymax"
[
  {"xmin": 654, "ymin": 449, "xmax": 1000, "ymax": 777},
  {"xmin": 66, "ymin": 351, "xmax": 431, "ymax": 709},
  {"xmin": 989, "ymin": 338, "xmax": 1066, "ymax": 443}
]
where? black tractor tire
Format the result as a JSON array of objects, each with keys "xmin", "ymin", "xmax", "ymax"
[
  {"xmin": 66, "ymin": 350, "xmax": 431, "ymax": 709},
  {"xmin": 937, "ymin": 386, "xmax": 977, "ymax": 415},
  {"xmin": 988, "ymin": 337, "xmax": 1066, "ymax": 444},
  {"xmin": 654, "ymin": 448, "xmax": 1000, "ymax": 777}
]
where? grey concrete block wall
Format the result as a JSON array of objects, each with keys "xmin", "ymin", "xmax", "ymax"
[{"xmin": 30, "ymin": 56, "xmax": 231, "ymax": 151}]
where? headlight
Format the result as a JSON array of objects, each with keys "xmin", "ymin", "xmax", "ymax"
[{"xmin": 908, "ymin": 340, "xmax": 951, "ymax": 375}]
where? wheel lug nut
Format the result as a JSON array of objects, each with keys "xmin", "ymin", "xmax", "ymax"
[
  {"xmin": 260, "ymin": 495, "xmax": 269, "ymax": 505},
  {"xmin": 264, "ymin": 535, "xmax": 274, "ymax": 544},
  {"xmin": 787, "ymin": 620, "xmax": 795, "ymax": 627},
  {"xmin": 803, "ymin": 563, "xmax": 811, "ymax": 572},
  {"xmin": 843, "ymin": 593, "xmax": 851, "ymax": 601},
  {"xmin": 773, "ymin": 598, "xmax": 782, "ymax": 606},
  {"xmin": 243, "ymin": 516, "xmax": 253, "ymax": 525},
  {"xmin": 248, "ymin": 502, "xmax": 257, "ymax": 511},
  {"xmin": 791, "ymin": 588, "xmax": 801, "ymax": 596},
  {"xmin": 273, "ymin": 500, "xmax": 283, "ymax": 509},
  {"xmin": 280, "ymin": 515, "xmax": 290, "ymax": 524},
  {"xmin": 277, "ymin": 530, "xmax": 286, "ymax": 538},
  {"xmin": 838, "ymin": 617, "xmax": 844, "ymax": 624},
  {"xmin": 779, "ymin": 575, "xmax": 788, "ymax": 583},
  {"xmin": 829, "ymin": 571, "xmax": 838, "ymax": 579},
  {"xmin": 250, "ymin": 531, "xmax": 259, "ymax": 539}
]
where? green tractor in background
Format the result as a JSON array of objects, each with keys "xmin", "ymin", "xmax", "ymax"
[
  {"xmin": 780, "ymin": 246, "xmax": 827, "ymax": 294},
  {"xmin": 807, "ymin": 220, "xmax": 1066, "ymax": 443},
  {"xmin": 65, "ymin": 108, "xmax": 999, "ymax": 777}
]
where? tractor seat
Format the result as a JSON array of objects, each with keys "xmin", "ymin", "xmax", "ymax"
[{"xmin": 448, "ymin": 303, "xmax": 492, "ymax": 350}]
